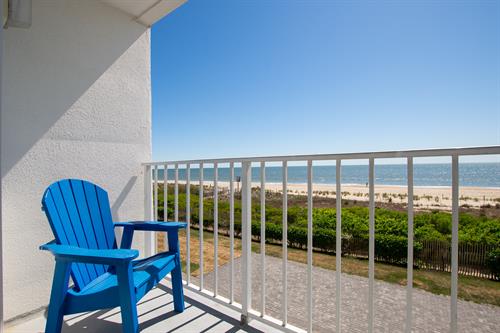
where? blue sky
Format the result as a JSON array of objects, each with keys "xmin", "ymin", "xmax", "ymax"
[{"xmin": 151, "ymin": 0, "xmax": 500, "ymax": 162}]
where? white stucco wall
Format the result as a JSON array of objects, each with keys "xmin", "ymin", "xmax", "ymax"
[{"xmin": 1, "ymin": 0, "xmax": 151, "ymax": 320}]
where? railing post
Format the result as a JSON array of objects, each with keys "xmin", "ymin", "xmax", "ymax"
[
  {"xmin": 306, "ymin": 160, "xmax": 313, "ymax": 333},
  {"xmin": 199, "ymin": 163, "xmax": 204, "ymax": 290},
  {"xmin": 241, "ymin": 161, "xmax": 252, "ymax": 325},
  {"xmin": 186, "ymin": 164, "xmax": 191, "ymax": 285},
  {"xmin": 230, "ymin": 162, "xmax": 235, "ymax": 303},
  {"xmin": 406, "ymin": 157, "xmax": 414, "ymax": 333},
  {"xmin": 260, "ymin": 161, "xmax": 266, "ymax": 317},
  {"xmin": 214, "ymin": 162, "xmax": 219, "ymax": 296},
  {"xmin": 451, "ymin": 155, "xmax": 459, "ymax": 332},
  {"xmin": 144, "ymin": 164, "xmax": 154, "ymax": 257},
  {"xmin": 368, "ymin": 157, "xmax": 375, "ymax": 333},
  {"xmin": 336, "ymin": 159, "xmax": 342, "ymax": 333},
  {"xmin": 282, "ymin": 160, "xmax": 288, "ymax": 326}
]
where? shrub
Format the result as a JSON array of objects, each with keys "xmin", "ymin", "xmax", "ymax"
[
  {"xmin": 486, "ymin": 248, "xmax": 500, "ymax": 280},
  {"xmin": 251, "ymin": 221, "xmax": 261, "ymax": 239},
  {"xmin": 374, "ymin": 235, "xmax": 422, "ymax": 264},
  {"xmin": 313, "ymin": 228, "xmax": 336, "ymax": 252},
  {"xmin": 266, "ymin": 223, "xmax": 282, "ymax": 243},
  {"xmin": 289, "ymin": 225, "xmax": 308, "ymax": 248}
]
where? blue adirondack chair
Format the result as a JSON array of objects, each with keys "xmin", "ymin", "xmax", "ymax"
[{"xmin": 39, "ymin": 179, "xmax": 186, "ymax": 333}]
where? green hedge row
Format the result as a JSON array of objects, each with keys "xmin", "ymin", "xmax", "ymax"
[{"xmin": 251, "ymin": 222, "xmax": 338, "ymax": 252}]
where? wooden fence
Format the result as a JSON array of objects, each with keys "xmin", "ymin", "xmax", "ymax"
[
  {"xmin": 417, "ymin": 240, "xmax": 497, "ymax": 279},
  {"xmin": 343, "ymin": 238, "xmax": 497, "ymax": 279},
  {"xmin": 159, "ymin": 222, "xmax": 497, "ymax": 280}
]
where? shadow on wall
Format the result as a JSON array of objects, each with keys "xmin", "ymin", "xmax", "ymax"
[
  {"xmin": 111, "ymin": 176, "xmax": 138, "ymax": 221},
  {"xmin": 1, "ymin": 0, "xmax": 147, "ymax": 177}
]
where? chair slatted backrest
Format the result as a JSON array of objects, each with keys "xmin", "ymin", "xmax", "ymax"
[{"xmin": 42, "ymin": 179, "xmax": 117, "ymax": 291}]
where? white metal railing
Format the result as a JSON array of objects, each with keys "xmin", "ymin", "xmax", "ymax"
[{"xmin": 143, "ymin": 145, "xmax": 500, "ymax": 333}]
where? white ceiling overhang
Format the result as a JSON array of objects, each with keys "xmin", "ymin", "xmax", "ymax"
[{"xmin": 101, "ymin": 0, "xmax": 187, "ymax": 27}]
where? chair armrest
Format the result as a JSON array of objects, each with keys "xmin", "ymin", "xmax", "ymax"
[
  {"xmin": 114, "ymin": 221, "xmax": 187, "ymax": 232},
  {"xmin": 40, "ymin": 242, "xmax": 139, "ymax": 265}
]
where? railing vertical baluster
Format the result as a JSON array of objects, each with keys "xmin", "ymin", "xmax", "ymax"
[
  {"xmin": 199, "ymin": 163, "xmax": 204, "ymax": 291},
  {"xmin": 307, "ymin": 160, "xmax": 313, "ymax": 333},
  {"xmin": 162, "ymin": 165, "xmax": 167, "ymax": 254},
  {"xmin": 282, "ymin": 160, "xmax": 288, "ymax": 326},
  {"xmin": 406, "ymin": 157, "xmax": 414, "ymax": 333},
  {"xmin": 368, "ymin": 157, "xmax": 375, "ymax": 333},
  {"xmin": 186, "ymin": 163, "xmax": 191, "ymax": 286},
  {"xmin": 336, "ymin": 159, "xmax": 342, "ymax": 333},
  {"xmin": 154, "ymin": 165, "xmax": 158, "ymax": 222},
  {"xmin": 241, "ymin": 161, "xmax": 252, "ymax": 324},
  {"xmin": 451, "ymin": 155, "xmax": 459, "ymax": 332},
  {"xmin": 229, "ymin": 162, "xmax": 235, "ymax": 303},
  {"xmin": 214, "ymin": 162, "xmax": 219, "ymax": 296},
  {"xmin": 164, "ymin": 164, "xmax": 168, "ymax": 222},
  {"xmin": 260, "ymin": 161, "xmax": 266, "ymax": 317},
  {"xmin": 154, "ymin": 166, "xmax": 159, "ymax": 252},
  {"xmin": 174, "ymin": 163, "xmax": 179, "ymax": 222},
  {"xmin": 144, "ymin": 165, "xmax": 154, "ymax": 257},
  {"xmin": 153, "ymin": 165, "xmax": 159, "ymax": 251}
]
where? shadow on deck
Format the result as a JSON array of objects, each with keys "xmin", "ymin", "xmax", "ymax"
[{"xmin": 6, "ymin": 282, "xmax": 279, "ymax": 333}]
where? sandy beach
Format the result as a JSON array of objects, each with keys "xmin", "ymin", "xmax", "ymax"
[
  {"xmin": 260, "ymin": 182, "xmax": 500, "ymax": 209},
  {"xmin": 164, "ymin": 180, "xmax": 500, "ymax": 210}
]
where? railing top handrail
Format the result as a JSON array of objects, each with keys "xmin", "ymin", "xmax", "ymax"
[{"xmin": 143, "ymin": 145, "xmax": 500, "ymax": 166}]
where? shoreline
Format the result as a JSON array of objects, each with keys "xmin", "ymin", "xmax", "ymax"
[
  {"xmin": 246, "ymin": 182, "xmax": 500, "ymax": 190},
  {"xmin": 160, "ymin": 179, "xmax": 500, "ymax": 190}
]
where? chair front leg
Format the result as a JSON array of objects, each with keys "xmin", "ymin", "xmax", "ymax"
[
  {"xmin": 167, "ymin": 230, "xmax": 185, "ymax": 312},
  {"xmin": 116, "ymin": 263, "xmax": 138, "ymax": 333},
  {"xmin": 171, "ymin": 253, "xmax": 185, "ymax": 312},
  {"xmin": 46, "ymin": 260, "xmax": 71, "ymax": 333}
]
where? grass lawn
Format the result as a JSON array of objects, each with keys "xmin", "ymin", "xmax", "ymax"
[{"xmin": 159, "ymin": 229, "xmax": 500, "ymax": 307}]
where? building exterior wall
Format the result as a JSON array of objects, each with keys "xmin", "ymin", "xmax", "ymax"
[
  {"xmin": 0, "ymin": 0, "xmax": 4, "ymax": 330},
  {"xmin": 1, "ymin": 0, "xmax": 151, "ymax": 320}
]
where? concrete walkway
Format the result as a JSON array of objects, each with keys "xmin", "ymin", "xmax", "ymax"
[{"xmin": 197, "ymin": 253, "xmax": 500, "ymax": 333}]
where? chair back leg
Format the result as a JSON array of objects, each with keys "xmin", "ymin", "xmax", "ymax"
[
  {"xmin": 46, "ymin": 260, "xmax": 71, "ymax": 333},
  {"xmin": 117, "ymin": 263, "xmax": 139, "ymax": 333}
]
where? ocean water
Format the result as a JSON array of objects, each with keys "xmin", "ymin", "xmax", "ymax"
[{"xmin": 157, "ymin": 163, "xmax": 500, "ymax": 188}]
